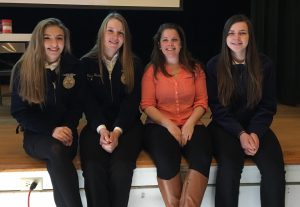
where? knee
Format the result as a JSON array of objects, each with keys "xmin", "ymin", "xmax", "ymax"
[
  {"xmin": 188, "ymin": 154, "xmax": 212, "ymax": 178},
  {"xmin": 260, "ymin": 163, "xmax": 286, "ymax": 183},
  {"xmin": 82, "ymin": 161, "xmax": 108, "ymax": 184},
  {"xmin": 110, "ymin": 162, "xmax": 134, "ymax": 182},
  {"xmin": 217, "ymin": 157, "xmax": 244, "ymax": 179},
  {"xmin": 156, "ymin": 159, "xmax": 180, "ymax": 180},
  {"xmin": 48, "ymin": 142, "xmax": 68, "ymax": 161}
]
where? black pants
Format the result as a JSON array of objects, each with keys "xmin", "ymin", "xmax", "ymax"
[
  {"xmin": 23, "ymin": 131, "xmax": 82, "ymax": 207},
  {"xmin": 208, "ymin": 122, "xmax": 286, "ymax": 207},
  {"xmin": 143, "ymin": 124, "xmax": 212, "ymax": 179},
  {"xmin": 80, "ymin": 121, "xmax": 143, "ymax": 207}
]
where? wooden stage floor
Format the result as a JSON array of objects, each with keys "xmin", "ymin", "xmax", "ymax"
[{"xmin": 0, "ymin": 84, "xmax": 300, "ymax": 172}]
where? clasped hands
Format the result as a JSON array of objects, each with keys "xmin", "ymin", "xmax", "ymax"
[
  {"xmin": 99, "ymin": 128, "xmax": 121, "ymax": 153},
  {"xmin": 239, "ymin": 132, "xmax": 260, "ymax": 156},
  {"xmin": 165, "ymin": 120, "xmax": 194, "ymax": 146}
]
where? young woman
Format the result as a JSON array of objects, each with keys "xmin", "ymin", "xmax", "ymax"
[
  {"xmin": 206, "ymin": 14, "xmax": 286, "ymax": 207},
  {"xmin": 79, "ymin": 12, "xmax": 143, "ymax": 207},
  {"xmin": 10, "ymin": 18, "xmax": 83, "ymax": 207},
  {"xmin": 141, "ymin": 23, "xmax": 212, "ymax": 207}
]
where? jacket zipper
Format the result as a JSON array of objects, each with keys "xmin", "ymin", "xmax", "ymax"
[
  {"xmin": 108, "ymin": 71, "xmax": 113, "ymax": 102},
  {"xmin": 52, "ymin": 82, "xmax": 56, "ymax": 104}
]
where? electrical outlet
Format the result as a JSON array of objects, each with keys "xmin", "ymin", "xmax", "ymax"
[{"xmin": 20, "ymin": 177, "xmax": 43, "ymax": 191}]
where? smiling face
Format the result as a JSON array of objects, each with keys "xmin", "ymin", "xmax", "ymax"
[
  {"xmin": 43, "ymin": 25, "xmax": 65, "ymax": 63},
  {"xmin": 103, "ymin": 18, "xmax": 125, "ymax": 59},
  {"xmin": 226, "ymin": 21, "xmax": 249, "ymax": 60},
  {"xmin": 159, "ymin": 28, "xmax": 181, "ymax": 63}
]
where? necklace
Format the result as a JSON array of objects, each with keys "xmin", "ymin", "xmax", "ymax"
[{"xmin": 233, "ymin": 58, "xmax": 245, "ymax": 64}]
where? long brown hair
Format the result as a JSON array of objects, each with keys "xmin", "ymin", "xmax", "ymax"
[
  {"xmin": 11, "ymin": 18, "xmax": 71, "ymax": 104},
  {"xmin": 82, "ymin": 12, "xmax": 135, "ymax": 93},
  {"xmin": 217, "ymin": 14, "xmax": 262, "ymax": 108},
  {"xmin": 150, "ymin": 23, "xmax": 199, "ymax": 78}
]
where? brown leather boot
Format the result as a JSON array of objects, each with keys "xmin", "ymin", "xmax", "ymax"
[
  {"xmin": 179, "ymin": 169, "xmax": 208, "ymax": 207},
  {"xmin": 157, "ymin": 173, "xmax": 182, "ymax": 207}
]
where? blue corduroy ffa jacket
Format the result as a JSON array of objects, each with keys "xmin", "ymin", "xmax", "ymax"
[
  {"xmin": 206, "ymin": 54, "xmax": 277, "ymax": 138},
  {"xmin": 11, "ymin": 54, "xmax": 84, "ymax": 135}
]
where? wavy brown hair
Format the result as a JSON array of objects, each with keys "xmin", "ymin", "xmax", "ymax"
[
  {"xmin": 82, "ymin": 12, "xmax": 134, "ymax": 93},
  {"xmin": 217, "ymin": 14, "xmax": 262, "ymax": 108},
  {"xmin": 150, "ymin": 23, "xmax": 199, "ymax": 78},
  {"xmin": 11, "ymin": 18, "xmax": 71, "ymax": 104}
]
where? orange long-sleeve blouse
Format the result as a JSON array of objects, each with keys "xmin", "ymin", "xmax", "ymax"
[{"xmin": 141, "ymin": 64, "xmax": 208, "ymax": 126}]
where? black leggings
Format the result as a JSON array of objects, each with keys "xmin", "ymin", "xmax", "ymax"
[
  {"xmin": 143, "ymin": 124, "xmax": 212, "ymax": 179},
  {"xmin": 23, "ymin": 131, "xmax": 82, "ymax": 207},
  {"xmin": 208, "ymin": 122, "xmax": 286, "ymax": 207},
  {"xmin": 79, "ymin": 121, "xmax": 143, "ymax": 207}
]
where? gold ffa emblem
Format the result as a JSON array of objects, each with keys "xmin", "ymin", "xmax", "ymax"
[{"xmin": 63, "ymin": 73, "xmax": 76, "ymax": 89}]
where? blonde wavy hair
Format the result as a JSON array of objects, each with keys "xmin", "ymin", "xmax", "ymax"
[
  {"xmin": 82, "ymin": 12, "xmax": 135, "ymax": 93},
  {"xmin": 11, "ymin": 18, "xmax": 71, "ymax": 104}
]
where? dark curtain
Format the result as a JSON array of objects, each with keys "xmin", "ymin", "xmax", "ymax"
[{"xmin": 251, "ymin": 0, "xmax": 300, "ymax": 105}]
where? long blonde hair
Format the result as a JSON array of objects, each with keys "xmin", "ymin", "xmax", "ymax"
[
  {"xmin": 11, "ymin": 18, "xmax": 71, "ymax": 104},
  {"xmin": 82, "ymin": 12, "xmax": 135, "ymax": 93}
]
